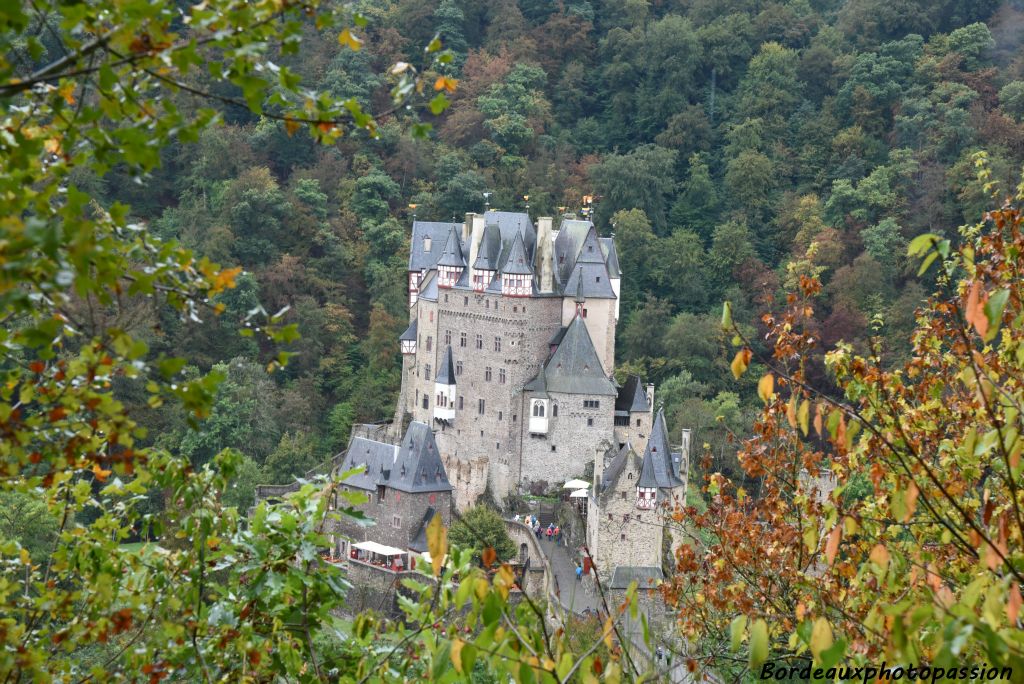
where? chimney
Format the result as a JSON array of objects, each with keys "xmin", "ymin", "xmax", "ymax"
[
  {"xmin": 462, "ymin": 212, "xmax": 473, "ymax": 242},
  {"xmin": 535, "ymin": 217, "xmax": 554, "ymax": 293},
  {"xmin": 469, "ymin": 213, "xmax": 486, "ymax": 274},
  {"xmin": 645, "ymin": 384, "xmax": 655, "ymax": 413},
  {"xmin": 594, "ymin": 447, "xmax": 606, "ymax": 491}
]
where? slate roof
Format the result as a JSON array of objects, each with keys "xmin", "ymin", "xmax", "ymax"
[
  {"xmin": 530, "ymin": 314, "xmax": 616, "ymax": 396},
  {"xmin": 337, "ymin": 421, "xmax": 452, "ymax": 494},
  {"xmin": 600, "ymin": 238, "xmax": 622, "ymax": 277},
  {"xmin": 409, "ymin": 221, "xmax": 461, "ymax": 271},
  {"xmin": 399, "ymin": 318, "xmax": 417, "ymax": 342},
  {"xmin": 435, "ymin": 346, "xmax": 456, "ymax": 384},
  {"xmin": 609, "ymin": 566, "xmax": 663, "ymax": 590},
  {"xmin": 502, "ymin": 231, "xmax": 534, "ymax": 275},
  {"xmin": 615, "ymin": 375, "xmax": 650, "ymax": 413},
  {"xmin": 637, "ymin": 409, "xmax": 684, "ymax": 489},
  {"xmin": 473, "ymin": 225, "xmax": 499, "ymax": 271},
  {"xmin": 553, "ymin": 219, "xmax": 592, "ymax": 285},
  {"xmin": 599, "ymin": 443, "xmax": 638, "ymax": 496},
  {"xmin": 437, "ymin": 224, "xmax": 467, "ymax": 267},
  {"xmin": 387, "ymin": 422, "xmax": 453, "ymax": 493},
  {"xmin": 408, "ymin": 507, "xmax": 438, "ymax": 552},
  {"xmin": 418, "ymin": 270, "xmax": 438, "ymax": 302}
]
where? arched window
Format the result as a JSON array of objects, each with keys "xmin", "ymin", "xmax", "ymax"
[
  {"xmin": 552, "ymin": 404, "xmax": 558, "ymax": 417},
  {"xmin": 532, "ymin": 402, "xmax": 545, "ymax": 417}
]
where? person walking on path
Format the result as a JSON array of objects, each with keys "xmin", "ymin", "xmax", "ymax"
[
  {"xmin": 554, "ymin": 525, "xmax": 561, "ymax": 544},
  {"xmin": 575, "ymin": 563, "xmax": 582, "ymax": 581},
  {"xmin": 546, "ymin": 524, "xmax": 554, "ymax": 541}
]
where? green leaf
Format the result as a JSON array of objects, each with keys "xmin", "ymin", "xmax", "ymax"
[
  {"xmin": 749, "ymin": 619, "xmax": 768, "ymax": 669},
  {"xmin": 721, "ymin": 301, "xmax": 733, "ymax": 330},
  {"xmin": 907, "ymin": 233, "xmax": 941, "ymax": 257},
  {"xmin": 730, "ymin": 615, "xmax": 747, "ymax": 652},
  {"xmin": 983, "ymin": 289, "xmax": 1010, "ymax": 341},
  {"xmin": 428, "ymin": 93, "xmax": 450, "ymax": 115}
]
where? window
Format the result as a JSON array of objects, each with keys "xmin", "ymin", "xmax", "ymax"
[
  {"xmin": 425, "ymin": 364, "xmax": 431, "ymax": 379},
  {"xmin": 621, "ymin": 533, "xmax": 626, "ymax": 541},
  {"xmin": 552, "ymin": 404, "xmax": 558, "ymax": 417},
  {"xmin": 532, "ymin": 403, "xmax": 545, "ymax": 417},
  {"xmin": 499, "ymin": 368, "xmax": 506, "ymax": 384},
  {"xmin": 444, "ymin": 330, "xmax": 451, "ymax": 345},
  {"xmin": 445, "ymin": 294, "xmax": 449, "ymax": 303},
  {"xmin": 392, "ymin": 515, "xmax": 401, "ymax": 529},
  {"xmin": 458, "ymin": 396, "xmax": 464, "ymax": 410},
  {"xmin": 627, "ymin": 472, "xmax": 632, "ymax": 480},
  {"xmin": 513, "ymin": 306, "xmax": 518, "ymax": 313},
  {"xmin": 636, "ymin": 418, "xmax": 641, "ymax": 427},
  {"xmin": 584, "ymin": 400, "xmax": 600, "ymax": 409},
  {"xmin": 621, "ymin": 492, "xmax": 626, "ymax": 500},
  {"xmin": 587, "ymin": 418, "xmax": 594, "ymax": 427},
  {"xmin": 426, "ymin": 336, "xmax": 432, "ymax": 351},
  {"xmin": 512, "ymin": 414, "xmax": 517, "ymax": 423},
  {"xmin": 460, "ymin": 332, "xmax": 467, "ymax": 347},
  {"xmin": 550, "ymin": 445, "xmax": 556, "ymax": 452},
  {"xmin": 494, "ymin": 337, "xmax": 501, "ymax": 352},
  {"xmin": 422, "ymin": 395, "xmax": 428, "ymax": 409},
  {"xmin": 476, "ymin": 334, "xmax": 483, "ymax": 350},
  {"xmin": 464, "ymin": 297, "xmax": 468, "ymax": 305},
  {"xmin": 429, "ymin": 311, "xmax": 434, "ymax": 322},
  {"xmin": 608, "ymin": 513, "xmax": 613, "ymax": 521},
  {"xmin": 485, "ymin": 367, "xmax": 492, "ymax": 381},
  {"xmin": 588, "ymin": 244, "xmax": 594, "ymax": 252},
  {"xmin": 456, "ymin": 361, "xmax": 463, "ymax": 376},
  {"xmin": 498, "ymin": 411, "xmax": 503, "ymax": 421},
  {"xmin": 478, "ymin": 399, "xmax": 485, "ymax": 415},
  {"xmin": 423, "ymin": 236, "xmax": 432, "ymax": 252},
  {"xmin": 622, "ymin": 514, "xmax": 629, "ymax": 522},
  {"xmin": 596, "ymin": 276, "xmax": 601, "ymax": 282},
  {"xmin": 582, "ymin": 308, "xmax": 588, "ymax": 318},
  {"xmin": 496, "ymin": 442, "xmax": 500, "ymax": 450}
]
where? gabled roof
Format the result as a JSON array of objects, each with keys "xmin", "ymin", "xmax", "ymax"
[
  {"xmin": 399, "ymin": 318, "xmax": 418, "ymax": 342},
  {"xmin": 338, "ymin": 437, "xmax": 399, "ymax": 492},
  {"xmin": 600, "ymin": 238, "xmax": 621, "ymax": 277},
  {"xmin": 473, "ymin": 225, "xmax": 499, "ymax": 271},
  {"xmin": 386, "ymin": 422, "xmax": 453, "ymax": 493},
  {"xmin": 537, "ymin": 314, "xmax": 617, "ymax": 396},
  {"xmin": 553, "ymin": 219, "xmax": 592, "ymax": 285},
  {"xmin": 501, "ymin": 231, "xmax": 534, "ymax": 275},
  {"xmin": 638, "ymin": 409, "xmax": 684, "ymax": 489},
  {"xmin": 437, "ymin": 224, "xmax": 467, "ymax": 267},
  {"xmin": 418, "ymin": 270, "xmax": 438, "ymax": 302},
  {"xmin": 615, "ymin": 375, "xmax": 649, "ymax": 413},
  {"xmin": 435, "ymin": 346, "xmax": 456, "ymax": 385},
  {"xmin": 337, "ymin": 422, "xmax": 452, "ymax": 494},
  {"xmin": 409, "ymin": 221, "xmax": 461, "ymax": 271},
  {"xmin": 600, "ymin": 443, "xmax": 639, "ymax": 497}
]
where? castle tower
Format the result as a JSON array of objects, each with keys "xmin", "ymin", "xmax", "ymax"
[
  {"xmin": 433, "ymin": 346, "xmax": 457, "ymax": 425},
  {"xmin": 437, "ymin": 224, "xmax": 466, "ymax": 288},
  {"xmin": 501, "ymin": 231, "xmax": 533, "ymax": 297}
]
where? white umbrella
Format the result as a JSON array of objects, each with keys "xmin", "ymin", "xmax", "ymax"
[
  {"xmin": 569, "ymin": 489, "xmax": 589, "ymax": 498},
  {"xmin": 563, "ymin": 479, "xmax": 590, "ymax": 490}
]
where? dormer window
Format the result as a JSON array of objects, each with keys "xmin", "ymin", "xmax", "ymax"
[{"xmin": 424, "ymin": 236, "xmax": 432, "ymax": 252}]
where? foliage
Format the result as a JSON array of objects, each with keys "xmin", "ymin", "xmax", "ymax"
[
  {"xmin": 449, "ymin": 505, "xmax": 517, "ymax": 563},
  {"xmin": 666, "ymin": 162, "xmax": 1024, "ymax": 680}
]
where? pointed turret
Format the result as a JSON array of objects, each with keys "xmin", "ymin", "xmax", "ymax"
[
  {"xmin": 501, "ymin": 230, "xmax": 533, "ymax": 297},
  {"xmin": 437, "ymin": 224, "xmax": 466, "ymax": 288}
]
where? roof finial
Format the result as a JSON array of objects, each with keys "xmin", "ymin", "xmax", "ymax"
[{"xmin": 575, "ymin": 271, "xmax": 585, "ymax": 314}]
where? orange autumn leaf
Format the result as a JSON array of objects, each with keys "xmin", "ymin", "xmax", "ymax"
[
  {"xmin": 1009, "ymin": 583, "xmax": 1022, "ymax": 625},
  {"xmin": 825, "ymin": 525, "xmax": 841, "ymax": 566},
  {"xmin": 964, "ymin": 280, "xmax": 988, "ymax": 338},
  {"xmin": 482, "ymin": 546, "xmax": 497, "ymax": 568},
  {"xmin": 210, "ymin": 267, "xmax": 242, "ymax": 294},
  {"xmin": 92, "ymin": 463, "xmax": 112, "ymax": 482}
]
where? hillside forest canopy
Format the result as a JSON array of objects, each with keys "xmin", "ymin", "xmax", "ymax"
[{"xmin": 1, "ymin": 0, "xmax": 1024, "ymax": 681}]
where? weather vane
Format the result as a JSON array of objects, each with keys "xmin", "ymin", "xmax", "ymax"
[{"xmin": 483, "ymin": 191, "xmax": 492, "ymax": 211}]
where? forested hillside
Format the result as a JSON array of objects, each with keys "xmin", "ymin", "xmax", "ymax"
[{"xmin": 90, "ymin": 0, "xmax": 1024, "ymax": 496}]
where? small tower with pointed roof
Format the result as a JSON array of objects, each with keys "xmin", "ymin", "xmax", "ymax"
[
  {"xmin": 436, "ymin": 224, "xmax": 466, "ymax": 288},
  {"xmin": 501, "ymin": 231, "xmax": 533, "ymax": 297},
  {"xmin": 433, "ymin": 346, "xmax": 457, "ymax": 425}
]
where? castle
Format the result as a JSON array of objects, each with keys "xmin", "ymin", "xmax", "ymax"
[{"xmin": 392, "ymin": 210, "xmax": 664, "ymax": 508}]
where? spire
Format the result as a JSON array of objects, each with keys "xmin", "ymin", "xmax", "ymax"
[
  {"xmin": 437, "ymin": 224, "xmax": 466, "ymax": 267},
  {"xmin": 575, "ymin": 272, "xmax": 585, "ymax": 315},
  {"xmin": 435, "ymin": 346, "xmax": 456, "ymax": 385}
]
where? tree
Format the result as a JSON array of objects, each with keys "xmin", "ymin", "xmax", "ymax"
[
  {"xmin": 667, "ymin": 164, "xmax": 1024, "ymax": 680},
  {"xmin": 590, "ymin": 145, "xmax": 678, "ymax": 233},
  {"xmin": 449, "ymin": 506, "xmax": 517, "ymax": 564}
]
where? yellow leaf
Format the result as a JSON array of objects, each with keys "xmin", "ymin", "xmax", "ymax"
[
  {"xmin": 433, "ymin": 76, "xmax": 458, "ymax": 93},
  {"xmin": 451, "ymin": 638, "xmax": 465, "ymax": 673},
  {"xmin": 426, "ymin": 513, "xmax": 447, "ymax": 577},
  {"xmin": 965, "ymin": 280, "xmax": 988, "ymax": 338},
  {"xmin": 813, "ymin": 405, "xmax": 823, "ymax": 438},
  {"xmin": 210, "ymin": 266, "xmax": 242, "ymax": 294},
  {"xmin": 786, "ymin": 393, "xmax": 797, "ymax": 428},
  {"xmin": 283, "ymin": 117, "xmax": 301, "ymax": 137},
  {"xmin": 58, "ymin": 82, "xmax": 76, "ymax": 105},
  {"xmin": 603, "ymin": 617, "xmax": 614, "ymax": 649},
  {"xmin": 809, "ymin": 618, "xmax": 833, "ymax": 661},
  {"xmin": 757, "ymin": 373, "xmax": 774, "ymax": 403},
  {"xmin": 20, "ymin": 548, "xmax": 30, "ymax": 565},
  {"xmin": 731, "ymin": 348, "xmax": 751, "ymax": 380},
  {"xmin": 798, "ymin": 399, "xmax": 810, "ymax": 436},
  {"xmin": 825, "ymin": 525, "xmax": 841, "ymax": 566},
  {"xmin": 494, "ymin": 564, "xmax": 514, "ymax": 600},
  {"xmin": 338, "ymin": 28, "xmax": 362, "ymax": 51}
]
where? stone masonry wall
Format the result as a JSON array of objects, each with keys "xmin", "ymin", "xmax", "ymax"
[
  {"xmin": 588, "ymin": 460, "xmax": 661, "ymax": 581},
  {"xmin": 519, "ymin": 391, "xmax": 614, "ymax": 492}
]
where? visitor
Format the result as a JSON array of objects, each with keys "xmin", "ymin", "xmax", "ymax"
[
  {"xmin": 546, "ymin": 524, "xmax": 554, "ymax": 541},
  {"xmin": 513, "ymin": 513, "xmax": 520, "ymax": 523},
  {"xmin": 554, "ymin": 525, "xmax": 561, "ymax": 544},
  {"xmin": 655, "ymin": 646, "xmax": 663, "ymax": 662},
  {"xmin": 575, "ymin": 563, "xmax": 582, "ymax": 581}
]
